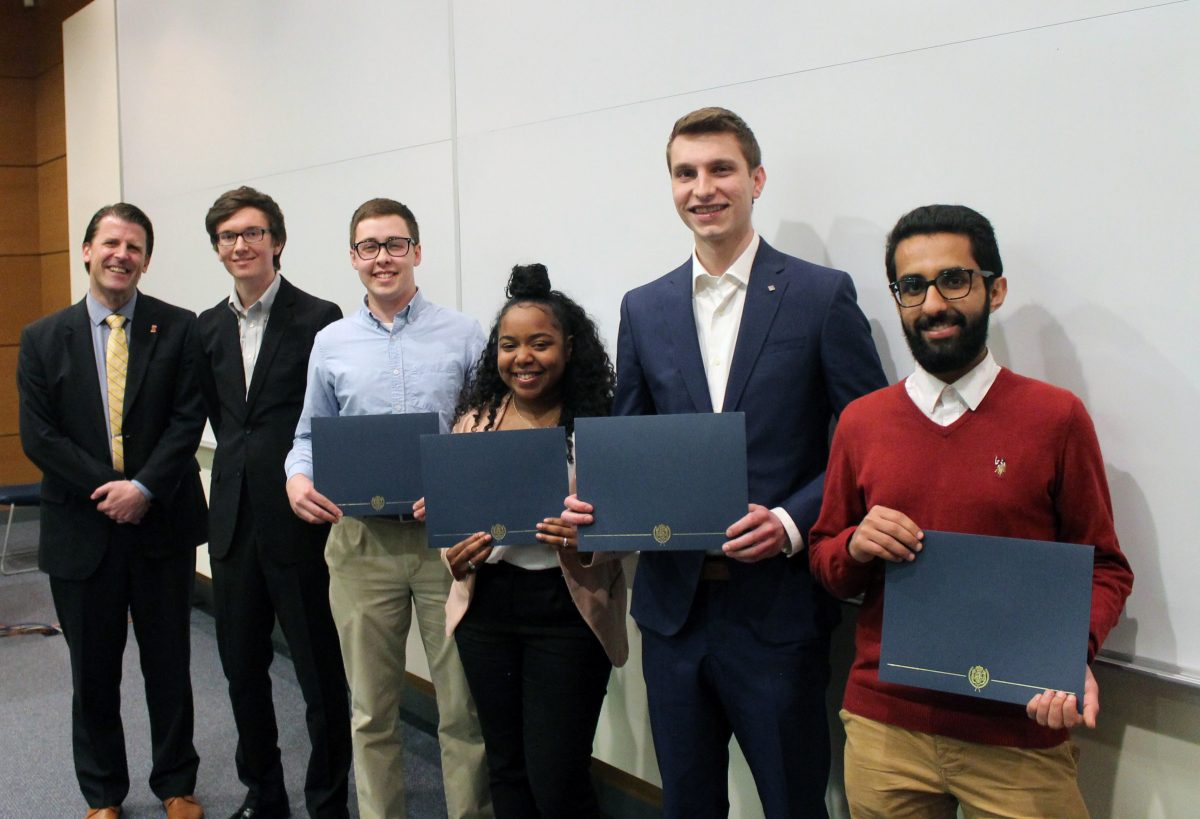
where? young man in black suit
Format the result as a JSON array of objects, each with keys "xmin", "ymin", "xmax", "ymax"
[
  {"xmin": 194, "ymin": 187, "xmax": 349, "ymax": 819},
  {"xmin": 18, "ymin": 203, "xmax": 208, "ymax": 819}
]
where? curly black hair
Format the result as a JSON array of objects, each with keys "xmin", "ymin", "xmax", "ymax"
[{"xmin": 455, "ymin": 263, "xmax": 615, "ymax": 461}]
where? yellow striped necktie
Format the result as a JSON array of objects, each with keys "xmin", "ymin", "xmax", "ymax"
[{"xmin": 105, "ymin": 314, "xmax": 128, "ymax": 472}]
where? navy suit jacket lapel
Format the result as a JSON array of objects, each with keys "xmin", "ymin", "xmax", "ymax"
[
  {"xmin": 66, "ymin": 301, "xmax": 108, "ymax": 447},
  {"xmin": 723, "ymin": 241, "xmax": 788, "ymax": 412},
  {"xmin": 663, "ymin": 260, "xmax": 713, "ymax": 413}
]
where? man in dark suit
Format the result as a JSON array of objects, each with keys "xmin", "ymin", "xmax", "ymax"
[
  {"xmin": 568, "ymin": 108, "xmax": 887, "ymax": 817},
  {"xmin": 18, "ymin": 203, "xmax": 208, "ymax": 819},
  {"xmin": 194, "ymin": 187, "xmax": 348, "ymax": 819}
]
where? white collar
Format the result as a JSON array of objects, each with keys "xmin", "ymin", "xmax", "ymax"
[
  {"xmin": 228, "ymin": 271, "xmax": 282, "ymax": 316},
  {"xmin": 692, "ymin": 232, "xmax": 760, "ymax": 292},
  {"xmin": 908, "ymin": 349, "xmax": 1001, "ymax": 414}
]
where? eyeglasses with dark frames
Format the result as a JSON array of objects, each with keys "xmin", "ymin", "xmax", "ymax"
[
  {"xmin": 216, "ymin": 227, "xmax": 271, "ymax": 246},
  {"xmin": 352, "ymin": 237, "xmax": 416, "ymax": 260},
  {"xmin": 889, "ymin": 268, "xmax": 997, "ymax": 308}
]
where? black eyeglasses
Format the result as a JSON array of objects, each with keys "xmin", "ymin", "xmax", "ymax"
[
  {"xmin": 352, "ymin": 237, "xmax": 415, "ymax": 260},
  {"xmin": 216, "ymin": 227, "xmax": 271, "ymax": 246},
  {"xmin": 889, "ymin": 268, "xmax": 997, "ymax": 308}
]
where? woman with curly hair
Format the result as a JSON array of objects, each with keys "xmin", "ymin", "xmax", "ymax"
[{"xmin": 417, "ymin": 263, "xmax": 627, "ymax": 818}]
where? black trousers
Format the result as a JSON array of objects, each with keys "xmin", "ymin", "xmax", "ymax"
[
  {"xmin": 210, "ymin": 493, "xmax": 351, "ymax": 818},
  {"xmin": 454, "ymin": 561, "xmax": 612, "ymax": 819},
  {"xmin": 50, "ymin": 540, "xmax": 199, "ymax": 808}
]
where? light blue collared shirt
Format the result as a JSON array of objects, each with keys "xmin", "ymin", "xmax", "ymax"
[
  {"xmin": 285, "ymin": 290, "xmax": 487, "ymax": 480},
  {"xmin": 86, "ymin": 291, "xmax": 151, "ymax": 498}
]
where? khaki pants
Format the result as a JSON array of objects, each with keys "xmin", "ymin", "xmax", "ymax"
[
  {"xmin": 326, "ymin": 517, "xmax": 491, "ymax": 819},
  {"xmin": 841, "ymin": 710, "xmax": 1088, "ymax": 819}
]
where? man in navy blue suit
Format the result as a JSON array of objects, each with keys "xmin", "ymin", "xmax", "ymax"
[{"xmin": 568, "ymin": 107, "xmax": 886, "ymax": 817}]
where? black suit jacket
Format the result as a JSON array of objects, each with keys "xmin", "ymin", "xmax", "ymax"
[
  {"xmin": 18, "ymin": 293, "xmax": 209, "ymax": 580},
  {"xmin": 616, "ymin": 240, "xmax": 888, "ymax": 642},
  {"xmin": 196, "ymin": 276, "xmax": 342, "ymax": 563}
]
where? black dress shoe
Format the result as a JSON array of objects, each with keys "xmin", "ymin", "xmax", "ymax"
[{"xmin": 226, "ymin": 805, "xmax": 290, "ymax": 819}]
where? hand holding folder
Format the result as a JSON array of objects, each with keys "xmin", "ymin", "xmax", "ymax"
[
  {"xmin": 420, "ymin": 427, "xmax": 568, "ymax": 549},
  {"xmin": 879, "ymin": 527, "xmax": 1094, "ymax": 712},
  {"xmin": 573, "ymin": 414, "xmax": 748, "ymax": 552}
]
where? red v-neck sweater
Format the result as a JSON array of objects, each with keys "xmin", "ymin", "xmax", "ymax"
[{"xmin": 810, "ymin": 368, "xmax": 1133, "ymax": 748}]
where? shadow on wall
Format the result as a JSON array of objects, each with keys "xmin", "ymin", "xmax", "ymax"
[
  {"xmin": 996, "ymin": 301, "xmax": 1178, "ymax": 673},
  {"xmin": 771, "ymin": 217, "xmax": 902, "ymax": 386},
  {"xmin": 774, "ymin": 221, "xmax": 832, "ymax": 268}
]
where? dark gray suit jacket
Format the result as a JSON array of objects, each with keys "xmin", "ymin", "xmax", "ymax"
[
  {"xmin": 195, "ymin": 275, "xmax": 342, "ymax": 563},
  {"xmin": 18, "ymin": 293, "xmax": 208, "ymax": 580}
]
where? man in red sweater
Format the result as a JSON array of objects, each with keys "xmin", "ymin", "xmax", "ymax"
[{"xmin": 809, "ymin": 204, "xmax": 1133, "ymax": 818}]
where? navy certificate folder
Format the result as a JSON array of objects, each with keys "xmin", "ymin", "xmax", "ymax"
[
  {"xmin": 420, "ymin": 427, "xmax": 568, "ymax": 548},
  {"xmin": 880, "ymin": 530, "xmax": 1094, "ymax": 708},
  {"xmin": 312, "ymin": 412, "xmax": 439, "ymax": 516},
  {"xmin": 574, "ymin": 413, "xmax": 748, "ymax": 551}
]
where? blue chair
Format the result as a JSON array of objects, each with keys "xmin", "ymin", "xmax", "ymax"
[{"xmin": 0, "ymin": 482, "xmax": 41, "ymax": 575}]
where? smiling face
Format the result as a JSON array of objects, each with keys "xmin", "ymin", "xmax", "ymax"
[
  {"xmin": 894, "ymin": 231, "xmax": 1007, "ymax": 383},
  {"xmin": 216, "ymin": 206, "xmax": 280, "ymax": 299},
  {"xmin": 669, "ymin": 131, "xmax": 765, "ymax": 256},
  {"xmin": 351, "ymin": 214, "xmax": 421, "ymax": 320},
  {"xmin": 497, "ymin": 303, "xmax": 570, "ymax": 411},
  {"xmin": 83, "ymin": 215, "xmax": 150, "ymax": 310}
]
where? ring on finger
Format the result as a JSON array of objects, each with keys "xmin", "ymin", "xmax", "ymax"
[{"xmin": 466, "ymin": 560, "xmax": 477, "ymax": 573}]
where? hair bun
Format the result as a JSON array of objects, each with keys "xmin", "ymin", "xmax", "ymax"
[{"xmin": 506, "ymin": 263, "xmax": 552, "ymax": 299}]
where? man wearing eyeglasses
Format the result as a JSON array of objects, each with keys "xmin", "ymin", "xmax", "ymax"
[
  {"xmin": 285, "ymin": 198, "xmax": 490, "ymax": 819},
  {"xmin": 194, "ymin": 187, "xmax": 349, "ymax": 819},
  {"xmin": 809, "ymin": 204, "xmax": 1133, "ymax": 818}
]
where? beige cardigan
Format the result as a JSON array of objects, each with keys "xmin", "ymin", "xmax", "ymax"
[{"xmin": 441, "ymin": 396, "xmax": 629, "ymax": 666}]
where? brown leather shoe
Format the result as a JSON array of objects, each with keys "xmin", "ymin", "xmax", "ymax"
[
  {"xmin": 163, "ymin": 795, "xmax": 204, "ymax": 819},
  {"xmin": 85, "ymin": 808, "xmax": 120, "ymax": 819}
]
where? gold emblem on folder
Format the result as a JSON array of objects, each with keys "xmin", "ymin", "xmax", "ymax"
[
  {"xmin": 994, "ymin": 456, "xmax": 1007, "ymax": 477},
  {"xmin": 370, "ymin": 495, "xmax": 386, "ymax": 511},
  {"xmin": 652, "ymin": 524, "xmax": 672, "ymax": 545},
  {"xmin": 490, "ymin": 523, "xmax": 507, "ymax": 541},
  {"xmin": 968, "ymin": 665, "xmax": 990, "ymax": 691}
]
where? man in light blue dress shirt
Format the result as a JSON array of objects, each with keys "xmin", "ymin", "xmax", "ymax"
[{"xmin": 285, "ymin": 198, "xmax": 490, "ymax": 819}]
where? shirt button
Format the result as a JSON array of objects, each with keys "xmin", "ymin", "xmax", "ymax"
[
  {"xmin": 392, "ymin": 369, "xmax": 400, "ymax": 375},
  {"xmin": 393, "ymin": 404, "xmax": 402, "ymax": 412}
]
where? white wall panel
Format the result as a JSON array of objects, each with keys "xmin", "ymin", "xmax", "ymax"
[
  {"xmin": 116, "ymin": 0, "xmax": 453, "ymax": 201},
  {"xmin": 64, "ymin": 0, "xmax": 121, "ymax": 300},
  {"xmin": 133, "ymin": 141, "xmax": 460, "ymax": 319},
  {"xmin": 452, "ymin": 1, "xmax": 1151, "ymax": 135}
]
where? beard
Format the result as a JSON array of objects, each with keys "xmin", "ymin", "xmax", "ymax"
[{"xmin": 902, "ymin": 304, "xmax": 990, "ymax": 379}]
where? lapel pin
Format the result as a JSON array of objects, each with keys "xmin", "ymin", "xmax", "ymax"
[
  {"xmin": 767, "ymin": 285, "xmax": 776, "ymax": 292},
  {"xmin": 150, "ymin": 324, "xmax": 158, "ymax": 334}
]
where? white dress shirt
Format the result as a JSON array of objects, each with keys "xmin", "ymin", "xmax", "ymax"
[
  {"xmin": 692, "ymin": 233, "xmax": 756, "ymax": 413},
  {"xmin": 691, "ymin": 234, "xmax": 804, "ymax": 554},
  {"xmin": 227, "ymin": 272, "xmax": 282, "ymax": 395},
  {"xmin": 904, "ymin": 349, "xmax": 1001, "ymax": 425}
]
